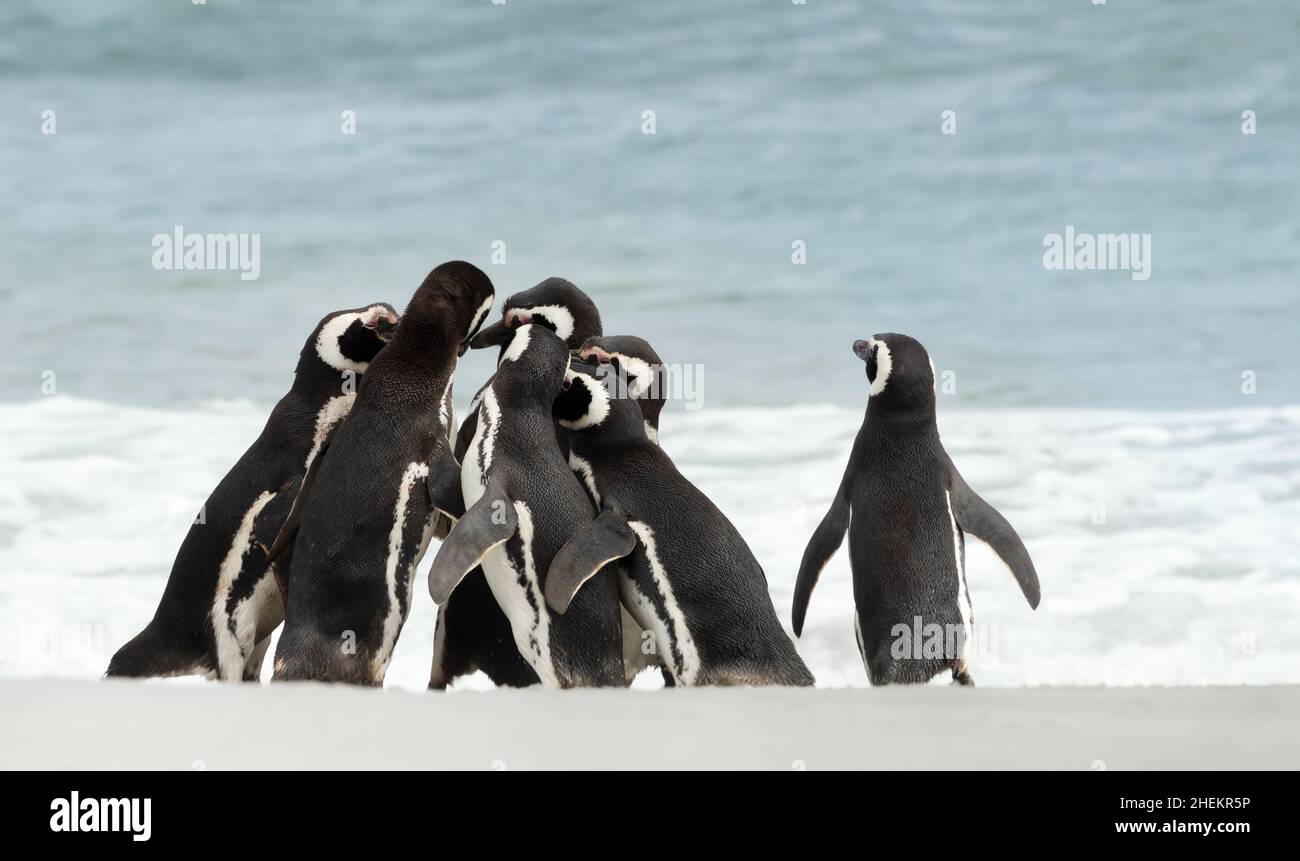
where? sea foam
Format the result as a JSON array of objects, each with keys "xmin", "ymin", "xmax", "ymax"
[{"xmin": 1, "ymin": 397, "xmax": 1297, "ymax": 689}]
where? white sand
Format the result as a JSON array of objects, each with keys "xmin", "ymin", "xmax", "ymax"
[{"xmin": 2, "ymin": 679, "xmax": 1296, "ymax": 770}]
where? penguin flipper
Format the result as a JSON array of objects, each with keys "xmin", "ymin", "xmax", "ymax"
[
  {"xmin": 266, "ymin": 443, "xmax": 329, "ymax": 565},
  {"xmin": 544, "ymin": 507, "xmax": 638, "ymax": 615},
  {"xmin": 792, "ymin": 490, "xmax": 851, "ymax": 637},
  {"xmin": 253, "ymin": 476, "xmax": 300, "ymax": 554},
  {"xmin": 427, "ymin": 482, "xmax": 517, "ymax": 604},
  {"xmin": 425, "ymin": 444, "xmax": 465, "ymax": 520},
  {"xmin": 947, "ymin": 460, "xmax": 1041, "ymax": 609}
]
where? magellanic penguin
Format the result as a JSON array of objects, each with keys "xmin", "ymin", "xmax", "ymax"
[
  {"xmin": 427, "ymin": 323, "xmax": 625, "ymax": 688},
  {"xmin": 428, "ymin": 277, "xmax": 604, "ymax": 690},
  {"xmin": 570, "ymin": 335, "xmax": 670, "ymax": 684},
  {"xmin": 271, "ymin": 262, "xmax": 495, "ymax": 685},
  {"xmin": 791, "ymin": 334, "xmax": 1042, "ymax": 686},
  {"xmin": 106, "ymin": 303, "xmax": 399, "ymax": 681},
  {"xmin": 545, "ymin": 354, "xmax": 815, "ymax": 687}
]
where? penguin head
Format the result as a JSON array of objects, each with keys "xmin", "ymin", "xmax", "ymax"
[
  {"xmin": 554, "ymin": 357, "xmax": 646, "ymax": 441},
  {"xmin": 492, "ymin": 323, "xmax": 574, "ymax": 403},
  {"xmin": 470, "ymin": 277, "xmax": 602, "ymax": 358},
  {"xmin": 307, "ymin": 303, "xmax": 400, "ymax": 375},
  {"xmin": 400, "ymin": 261, "xmax": 497, "ymax": 357},
  {"xmin": 852, "ymin": 333, "xmax": 936, "ymax": 411},
  {"xmin": 577, "ymin": 335, "xmax": 666, "ymax": 441}
]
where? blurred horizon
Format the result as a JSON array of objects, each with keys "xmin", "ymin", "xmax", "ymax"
[{"xmin": 2, "ymin": 0, "xmax": 1297, "ymax": 411}]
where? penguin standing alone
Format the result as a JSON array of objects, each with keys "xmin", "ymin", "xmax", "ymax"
[
  {"xmin": 106, "ymin": 303, "xmax": 399, "ymax": 681},
  {"xmin": 271, "ymin": 262, "xmax": 495, "ymax": 685},
  {"xmin": 791, "ymin": 334, "xmax": 1041, "ymax": 685}
]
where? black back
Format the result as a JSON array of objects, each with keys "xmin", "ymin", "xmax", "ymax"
[
  {"xmin": 845, "ymin": 334, "xmax": 966, "ymax": 683},
  {"xmin": 273, "ymin": 263, "xmax": 494, "ymax": 684}
]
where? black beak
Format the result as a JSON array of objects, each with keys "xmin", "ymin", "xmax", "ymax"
[
  {"xmin": 469, "ymin": 319, "xmax": 512, "ymax": 350},
  {"xmin": 852, "ymin": 339, "xmax": 872, "ymax": 362},
  {"xmin": 375, "ymin": 314, "xmax": 399, "ymax": 342}
]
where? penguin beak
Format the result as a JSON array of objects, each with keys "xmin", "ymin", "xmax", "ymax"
[
  {"xmin": 366, "ymin": 309, "xmax": 400, "ymax": 343},
  {"xmin": 852, "ymin": 339, "xmax": 873, "ymax": 363},
  {"xmin": 579, "ymin": 345, "xmax": 613, "ymax": 365},
  {"xmin": 468, "ymin": 318, "xmax": 513, "ymax": 350}
]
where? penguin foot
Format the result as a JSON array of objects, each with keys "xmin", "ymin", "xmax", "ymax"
[{"xmin": 950, "ymin": 663, "xmax": 975, "ymax": 687}]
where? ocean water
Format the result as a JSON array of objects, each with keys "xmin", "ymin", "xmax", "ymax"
[
  {"xmin": 1, "ymin": 2, "xmax": 1298, "ymax": 687},
  {"xmin": 2, "ymin": 0, "xmax": 1297, "ymax": 408}
]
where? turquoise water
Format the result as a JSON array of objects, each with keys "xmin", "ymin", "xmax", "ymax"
[{"xmin": 2, "ymin": 0, "xmax": 1297, "ymax": 409}]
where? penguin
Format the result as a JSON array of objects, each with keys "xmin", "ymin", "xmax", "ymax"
[
  {"xmin": 790, "ymin": 334, "xmax": 1042, "ymax": 686},
  {"xmin": 271, "ymin": 262, "xmax": 495, "ymax": 685},
  {"xmin": 106, "ymin": 303, "xmax": 400, "ymax": 681},
  {"xmin": 544, "ymin": 353, "xmax": 815, "ymax": 687},
  {"xmin": 427, "ymin": 277, "xmax": 604, "ymax": 690},
  {"xmin": 576, "ymin": 335, "xmax": 667, "ymax": 444},
  {"xmin": 569, "ymin": 335, "xmax": 670, "ymax": 684},
  {"xmin": 427, "ymin": 323, "xmax": 625, "ymax": 688}
]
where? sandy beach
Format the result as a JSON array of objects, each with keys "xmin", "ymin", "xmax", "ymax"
[{"xmin": 3, "ymin": 679, "xmax": 1296, "ymax": 770}]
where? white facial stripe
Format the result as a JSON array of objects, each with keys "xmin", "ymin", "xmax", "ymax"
[
  {"xmin": 316, "ymin": 312, "xmax": 370, "ymax": 373},
  {"xmin": 610, "ymin": 353, "xmax": 654, "ymax": 397},
  {"xmin": 466, "ymin": 294, "xmax": 494, "ymax": 342},
  {"xmin": 500, "ymin": 322, "xmax": 533, "ymax": 364},
  {"xmin": 519, "ymin": 304, "xmax": 575, "ymax": 341},
  {"xmin": 869, "ymin": 338, "xmax": 892, "ymax": 397},
  {"xmin": 557, "ymin": 374, "xmax": 610, "ymax": 430}
]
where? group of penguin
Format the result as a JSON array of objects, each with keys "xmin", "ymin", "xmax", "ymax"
[{"xmin": 107, "ymin": 260, "xmax": 1041, "ymax": 690}]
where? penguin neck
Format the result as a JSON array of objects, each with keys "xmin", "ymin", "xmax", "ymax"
[
  {"xmin": 496, "ymin": 378, "xmax": 563, "ymax": 421},
  {"xmin": 866, "ymin": 394, "xmax": 936, "ymax": 425},
  {"xmin": 292, "ymin": 364, "xmax": 360, "ymax": 404},
  {"xmin": 570, "ymin": 410, "xmax": 648, "ymax": 455},
  {"xmin": 375, "ymin": 294, "xmax": 466, "ymax": 385}
]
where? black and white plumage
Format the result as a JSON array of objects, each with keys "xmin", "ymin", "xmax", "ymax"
[
  {"xmin": 546, "ymin": 353, "xmax": 815, "ymax": 687},
  {"xmin": 427, "ymin": 324, "xmax": 625, "ymax": 688},
  {"xmin": 428, "ymin": 277, "xmax": 604, "ymax": 690},
  {"xmin": 106, "ymin": 303, "xmax": 399, "ymax": 681},
  {"xmin": 270, "ymin": 262, "xmax": 495, "ymax": 685},
  {"xmin": 791, "ymin": 333, "xmax": 1041, "ymax": 686},
  {"xmin": 569, "ymin": 335, "xmax": 670, "ymax": 683}
]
